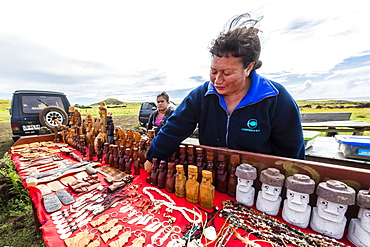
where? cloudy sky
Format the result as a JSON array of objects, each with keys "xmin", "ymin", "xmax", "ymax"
[{"xmin": 1, "ymin": 0, "xmax": 370, "ymax": 105}]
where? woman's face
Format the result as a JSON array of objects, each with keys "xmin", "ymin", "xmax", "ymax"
[
  {"xmin": 210, "ymin": 56, "xmax": 252, "ymax": 96},
  {"xmin": 157, "ymin": 96, "xmax": 169, "ymax": 112}
]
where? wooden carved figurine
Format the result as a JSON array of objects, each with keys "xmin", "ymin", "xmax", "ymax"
[
  {"xmin": 157, "ymin": 160, "xmax": 167, "ymax": 189},
  {"xmin": 103, "ymin": 143, "xmax": 110, "ymax": 164},
  {"xmin": 111, "ymin": 145, "xmax": 119, "ymax": 168},
  {"xmin": 99, "ymin": 102, "xmax": 108, "ymax": 134},
  {"xmin": 95, "ymin": 128, "xmax": 106, "ymax": 153},
  {"xmin": 85, "ymin": 114, "xmax": 94, "ymax": 146},
  {"xmin": 106, "ymin": 115, "xmax": 115, "ymax": 144},
  {"xmin": 118, "ymin": 146, "xmax": 125, "ymax": 171},
  {"xmin": 96, "ymin": 138, "xmax": 103, "ymax": 162},
  {"xmin": 149, "ymin": 158, "xmax": 159, "ymax": 186},
  {"xmin": 175, "ymin": 165, "xmax": 186, "ymax": 198},
  {"xmin": 227, "ymin": 154, "xmax": 240, "ymax": 198},
  {"xmin": 124, "ymin": 156, "xmax": 132, "ymax": 174},
  {"xmin": 168, "ymin": 150, "xmax": 178, "ymax": 164},
  {"xmin": 107, "ymin": 144, "xmax": 115, "ymax": 166},
  {"xmin": 200, "ymin": 170, "xmax": 215, "ymax": 209},
  {"xmin": 185, "ymin": 165, "xmax": 199, "ymax": 204},
  {"xmin": 195, "ymin": 148, "xmax": 205, "ymax": 183},
  {"xmin": 205, "ymin": 151, "xmax": 216, "ymax": 185},
  {"xmin": 178, "ymin": 145, "xmax": 188, "ymax": 175},
  {"xmin": 216, "ymin": 154, "xmax": 228, "ymax": 193},
  {"xmin": 138, "ymin": 138, "xmax": 147, "ymax": 169},
  {"xmin": 124, "ymin": 148, "xmax": 132, "ymax": 173},
  {"xmin": 133, "ymin": 147, "xmax": 140, "ymax": 175},
  {"xmin": 80, "ymin": 134, "xmax": 86, "ymax": 157},
  {"xmin": 165, "ymin": 162, "xmax": 176, "ymax": 193},
  {"xmin": 53, "ymin": 126, "xmax": 60, "ymax": 143},
  {"xmin": 88, "ymin": 139, "xmax": 95, "ymax": 161},
  {"xmin": 187, "ymin": 145, "xmax": 195, "ymax": 166}
]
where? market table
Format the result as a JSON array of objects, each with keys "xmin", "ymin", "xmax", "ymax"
[{"xmin": 11, "ymin": 134, "xmax": 365, "ymax": 247}]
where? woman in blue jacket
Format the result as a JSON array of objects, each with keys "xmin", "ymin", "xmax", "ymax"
[{"xmin": 145, "ymin": 13, "xmax": 305, "ymax": 172}]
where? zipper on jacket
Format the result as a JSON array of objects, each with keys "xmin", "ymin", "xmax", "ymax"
[{"xmin": 226, "ymin": 115, "xmax": 230, "ymax": 148}]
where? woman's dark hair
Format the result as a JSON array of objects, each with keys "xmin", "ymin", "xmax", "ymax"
[
  {"xmin": 209, "ymin": 13, "xmax": 263, "ymax": 70},
  {"xmin": 157, "ymin": 91, "xmax": 170, "ymax": 102}
]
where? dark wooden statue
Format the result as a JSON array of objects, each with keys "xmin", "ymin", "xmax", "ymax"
[
  {"xmin": 205, "ymin": 151, "xmax": 216, "ymax": 185},
  {"xmin": 227, "ymin": 154, "xmax": 240, "ymax": 198},
  {"xmin": 103, "ymin": 143, "xmax": 110, "ymax": 164},
  {"xmin": 165, "ymin": 162, "xmax": 176, "ymax": 193},
  {"xmin": 196, "ymin": 147, "xmax": 205, "ymax": 183},
  {"xmin": 106, "ymin": 115, "xmax": 115, "ymax": 144},
  {"xmin": 133, "ymin": 147, "xmax": 140, "ymax": 175},
  {"xmin": 149, "ymin": 158, "xmax": 159, "ymax": 186},
  {"xmin": 157, "ymin": 160, "xmax": 167, "ymax": 189},
  {"xmin": 216, "ymin": 154, "xmax": 228, "ymax": 193},
  {"xmin": 96, "ymin": 138, "xmax": 103, "ymax": 162}
]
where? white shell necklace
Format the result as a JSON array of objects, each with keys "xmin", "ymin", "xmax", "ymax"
[{"xmin": 142, "ymin": 186, "xmax": 202, "ymax": 224}]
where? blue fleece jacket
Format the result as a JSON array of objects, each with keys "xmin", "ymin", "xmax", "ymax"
[{"xmin": 146, "ymin": 71, "xmax": 305, "ymax": 161}]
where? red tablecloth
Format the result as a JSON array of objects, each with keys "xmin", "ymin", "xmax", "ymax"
[{"xmin": 11, "ymin": 151, "xmax": 355, "ymax": 247}]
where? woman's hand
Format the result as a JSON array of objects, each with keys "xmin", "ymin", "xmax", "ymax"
[{"xmin": 144, "ymin": 160, "xmax": 153, "ymax": 173}]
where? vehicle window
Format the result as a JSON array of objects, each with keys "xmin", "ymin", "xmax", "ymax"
[
  {"xmin": 142, "ymin": 102, "xmax": 156, "ymax": 110},
  {"xmin": 22, "ymin": 96, "xmax": 64, "ymax": 114}
]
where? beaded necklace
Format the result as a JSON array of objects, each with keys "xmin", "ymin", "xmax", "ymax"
[{"xmin": 221, "ymin": 200, "xmax": 350, "ymax": 247}]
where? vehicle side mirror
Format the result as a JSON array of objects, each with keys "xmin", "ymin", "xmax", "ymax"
[{"xmin": 151, "ymin": 107, "xmax": 157, "ymax": 110}]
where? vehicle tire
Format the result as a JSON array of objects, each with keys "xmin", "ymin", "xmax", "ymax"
[{"xmin": 39, "ymin": 106, "xmax": 68, "ymax": 130}]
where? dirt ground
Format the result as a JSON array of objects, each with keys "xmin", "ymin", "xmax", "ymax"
[{"xmin": 0, "ymin": 114, "xmax": 141, "ymax": 157}]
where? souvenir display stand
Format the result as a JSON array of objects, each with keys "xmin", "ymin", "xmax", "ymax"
[{"xmin": 11, "ymin": 133, "xmax": 370, "ymax": 247}]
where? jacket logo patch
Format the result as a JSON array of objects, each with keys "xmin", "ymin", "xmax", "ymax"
[{"xmin": 241, "ymin": 119, "xmax": 260, "ymax": 132}]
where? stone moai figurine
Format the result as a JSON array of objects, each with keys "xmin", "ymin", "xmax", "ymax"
[
  {"xmin": 235, "ymin": 164, "xmax": 257, "ymax": 207},
  {"xmin": 256, "ymin": 168, "xmax": 285, "ymax": 216},
  {"xmin": 165, "ymin": 162, "xmax": 176, "ymax": 193},
  {"xmin": 310, "ymin": 180, "xmax": 355, "ymax": 239},
  {"xmin": 347, "ymin": 188, "xmax": 370, "ymax": 247},
  {"xmin": 185, "ymin": 165, "xmax": 199, "ymax": 204},
  {"xmin": 282, "ymin": 174, "xmax": 315, "ymax": 228},
  {"xmin": 200, "ymin": 170, "xmax": 215, "ymax": 209},
  {"xmin": 175, "ymin": 165, "xmax": 186, "ymax": 198},
  {"xmin": 227, "ymin": 154, "xmax": 240, "ymax": 198}
]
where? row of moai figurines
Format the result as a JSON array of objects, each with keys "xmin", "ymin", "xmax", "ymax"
[
  {"xmin": 236, "ymin": 164, "xmax": 370, "ymax": 246},
  {"xmin": 148, "ymin": 145, "xmax": 243, "ymax": 198}
]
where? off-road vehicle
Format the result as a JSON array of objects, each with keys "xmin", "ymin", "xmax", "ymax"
[
  {"xmin": 10, "ymin": 90, "xmax": 71, "ymax": 141},
  {"xmin": 138, "ymin": 102, "xmax": 157, "ymax": 127}
]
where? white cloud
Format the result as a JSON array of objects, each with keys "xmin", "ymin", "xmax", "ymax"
[{"xmin": 1, "ymin": 0, "xmax": 370, "ymax": 104}]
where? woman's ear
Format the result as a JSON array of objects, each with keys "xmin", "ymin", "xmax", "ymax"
[{"xmin": 245, "ymin": 62, "xmax": 255, "ymax": 77}]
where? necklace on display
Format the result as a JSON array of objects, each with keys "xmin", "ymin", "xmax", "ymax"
[{"xmin": 142, "ymin": 186, "xmax": 202, "ymax": 224}]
